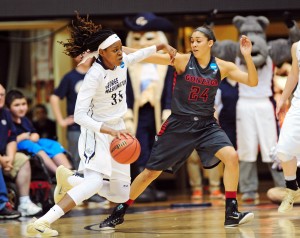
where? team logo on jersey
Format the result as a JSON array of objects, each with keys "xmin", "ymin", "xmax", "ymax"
[
  {"xmin": 75, "ymin": 80, "xmax": 84, "ymax": 94},
  {"xmin": 209, "ymin": 62, "xmax": 217, "ymax": 71},
  {"xmin": 1, "ymin": 119, "xmax": 7, "ymax": 126},
  {"xmin": 120, "ymin": 61, "xmax": 125, "ymax": 68}
]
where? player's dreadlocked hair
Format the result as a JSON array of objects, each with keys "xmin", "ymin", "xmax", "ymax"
[{"xmin": 59, "ymin": 11, "xmax": 116, "ymax": 58}]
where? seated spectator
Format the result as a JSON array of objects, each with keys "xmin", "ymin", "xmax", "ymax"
[
  {"xmin": 0, "ymin": 84, "xmax": 41, "ymax": 216},
  {"xmin": 5, "ymin": 89, "xmax": 72, "ymax": 175},
  {"xmin": 32, "ymin": 104, "xmax": 57, "ymax": 140},
  {"xmin": 0, "ymin": 168, "xmax": 20, "ymax": 219}
]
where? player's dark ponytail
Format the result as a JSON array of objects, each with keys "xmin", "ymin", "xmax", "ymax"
[{"xmin": 59, "ymin": 11, "xmax": 116, "ymax": 58}]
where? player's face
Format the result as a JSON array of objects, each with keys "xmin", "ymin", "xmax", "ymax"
[
  {"xmin": 100, "ymin": 40, "xmax": 123, "ymax": 70},
  {"xmin": 9, "ymin": 98, "xmax": 28, "ymax": 118},
  {"xmin": 190, "ymin": 31, "xmax": 212, "ymax": 57},
  {"xmin": 0, "ymin": 85, "xmax": 5, "ymax": 109}
]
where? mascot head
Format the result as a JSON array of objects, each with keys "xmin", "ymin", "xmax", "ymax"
[
  {"xmin": 124, "ymin": 12, "xmax": 174, "ymax": 49},
  {"xmin": 233, "ymin": 15, "xmax": 270, "ymax": 68}
]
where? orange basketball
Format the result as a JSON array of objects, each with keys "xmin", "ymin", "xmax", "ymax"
[{"xmin": 110, "ymin": 135, "xmax": 141, "ymax": 164}]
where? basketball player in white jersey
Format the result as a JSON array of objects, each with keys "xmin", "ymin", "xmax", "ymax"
[
  {"xmin": 26, "ymin": 12, "xmax": 176, "ymax": 237},
  {"xmin": 276, "ymin": 40, "xmax": 300, "ymax": 213}
]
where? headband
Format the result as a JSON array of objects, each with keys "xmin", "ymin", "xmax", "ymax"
[
  {"xmin": 78, "ymin": 34, "xmax": 121, "ymax": 65},
  {"xmin": 195, "ymin": 27, "xmax": 216, "ymax": 42}
]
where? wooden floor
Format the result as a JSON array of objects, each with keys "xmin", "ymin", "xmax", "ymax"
[{"xmin": 2, "ymin": 194, "xmax": 300, "ymax": 238}]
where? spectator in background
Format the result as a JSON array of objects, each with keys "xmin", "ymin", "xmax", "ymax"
[
  {"xmin": 0, "ymin": 169, "xmax": 20, "ymax": 219},
  {"xmin": 187, "ymin": 151, "xmax": 223, "ymax": 200},
  {"xmin": 32, "ymin": 104, "xmax": 57, "ymax": 140},
  {"xmin": 0, "ymin": 84, "xmax": 42, "ymax": 217},
  {"xmin": 5, "ymin": 89, "xmax": 72, "ymax": 175},
  {"xmin": 50, "ymin": 55, "xmax": 93, "ymax": 169},
  {"xmin": 236, "ymin": 53, "xmax": 285, "ymax": 202}
]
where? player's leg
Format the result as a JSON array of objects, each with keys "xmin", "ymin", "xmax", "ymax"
[
  {"xmin": 277, "ymin": 155, "xmax": 300, "ymax": 212},
  {"xmin": 98, "ymin": 158, "xmax": 130, "ymax": 203},
  {"xmin": 26, "ymin": 169, "xmax": 103, "ymax": 236},
  {"xmin": 99, "ymin": 169, "xmax": 162, "ymax": 230},
  {"xmin": 276, "ymin": 102, "xmax": 300, "ymax": 213},
  {"xmin": 99, "ymin": 115, "xmax": 194, "ymax": 230},
  {"xmin": 215, "ymin": 146, "xmax": 254, "ymax": 227}
]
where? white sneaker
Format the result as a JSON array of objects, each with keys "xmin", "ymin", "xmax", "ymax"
[
  {"xmin": 54, "ymin": 165, "xmax": 74, "ymax": 203},
  {"xmin": 278, "ymin": 188, "xmax": 300, "ymax": 213},
  {"xmin": 26, "ymin": 217, "xmax": 58, "ymax": 237},
  {"xmin": 18, "ymin": 202, "xmax": 42, "ymax": 217}
]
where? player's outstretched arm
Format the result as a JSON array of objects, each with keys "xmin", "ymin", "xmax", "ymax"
[
  {"xmin": 239, "ymin": 35, "xmax": 258, "ymax": 87},
  {"xmin": 123, "ymin": 44, "xmax": 177, "ymax": 66},
  {"xmin": 220, "ymin": 36, "xmax": 258, "ymax": 87}
]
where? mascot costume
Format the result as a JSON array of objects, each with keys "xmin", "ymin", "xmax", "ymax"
[
  {"xmin": 211, "ymin": 11, "xmax": 300, "ymax": 202},
  {"xmin": 124, "ymin": 12, "xmax": 174, "ymax": 202}
]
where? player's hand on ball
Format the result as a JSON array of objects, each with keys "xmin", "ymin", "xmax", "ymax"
[{"xmin": 111, "ymin": 129, "xmax": 131, "ymax": 139}]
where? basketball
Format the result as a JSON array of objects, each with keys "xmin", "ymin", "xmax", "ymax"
[{"xmin": 110, "ymin": 135, "xmax": 141, "ymax": 164}]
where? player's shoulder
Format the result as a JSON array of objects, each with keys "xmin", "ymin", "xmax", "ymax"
[
  {"xmin": 215, "ymin": 57, "xmax": 235, "ymax": 68},
  {"xmin": 174, "ymin": 53, "xmax": 191, "ymax": 73},
  {"xmin": 86, "ymin": 63, "xmax": 106, "ymax": 79}
]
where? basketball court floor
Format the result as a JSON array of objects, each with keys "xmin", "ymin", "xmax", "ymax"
[{"xmin": 1, "ymin": 193, "xmax": 300, "ymax": 238}]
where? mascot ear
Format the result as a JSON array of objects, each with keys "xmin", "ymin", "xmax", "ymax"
[
  {"xmin": 256, "ymin": 16, "xmax": 269, "ymax": 31},
  {"xmin": 232, "ymin": 16, "xmax": 246, "ymax": 30}
]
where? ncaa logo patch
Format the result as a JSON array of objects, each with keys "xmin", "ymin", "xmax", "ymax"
[
  {"xmin": 1, "ymin": 119, "xmax": 7, "ymax": 126},
  {"xmin": 209, "ymin": 62, "xmax": 217, "ymax": 71},
  {"xmin": 120, "ymin": 61, "xmax": 125, "ymax": 68}
]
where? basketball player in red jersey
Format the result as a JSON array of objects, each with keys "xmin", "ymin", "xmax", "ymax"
[
  {"xmin": 26, "ymin": 13, "xmax": 176, "ymax": 237},
  {"xmin": 99, "ymin": 25, "xmax": 258, "ymax": 229}
]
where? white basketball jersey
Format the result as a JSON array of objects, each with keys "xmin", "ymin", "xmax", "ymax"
[
  {"xmin": 74, "ymin": 45, "xmax": 156, "ymax": 133},
  {"xmin": 237, "ymin": 56, "xmax": 274, "ymax": 98},
  {"xmin": 293, "ymin": 41, "xmax": 300, "ymax": 99}
]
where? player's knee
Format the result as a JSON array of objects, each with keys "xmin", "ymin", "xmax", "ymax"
[
  {"xmin": 223, "ymin": 151, "xmax": 239, "ymax": 167},
  {"xmin": 68, "ymin": 179, "xmax": 103, "ymax": 205},
  {"xmin": 277, "ymin": 152, "xmax": 293, "ymax": 162},
  {"xmin": 105, "ymin": 180, "xmax": 130, "ymax": 203}
]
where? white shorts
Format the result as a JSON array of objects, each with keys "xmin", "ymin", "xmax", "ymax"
[
  {"xmin": 78, "ymin": 118, "xmax": 130, "ymax": 182},
  {"xmin": 277, "ymin": 97, "xmax": 300, "ymax": 157},
  {"xmin": 237, "ymin": 97, "xmax": 278, "ymax": 162}
]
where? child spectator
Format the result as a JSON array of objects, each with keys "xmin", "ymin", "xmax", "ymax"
[{"xmin": 5, "ymin": 89, "xmax": 72, "ymax": 175}]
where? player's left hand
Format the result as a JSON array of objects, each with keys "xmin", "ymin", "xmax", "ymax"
[{"xmin": 240, "ymin": 35, "xmax": 252, "ymax": 56}]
